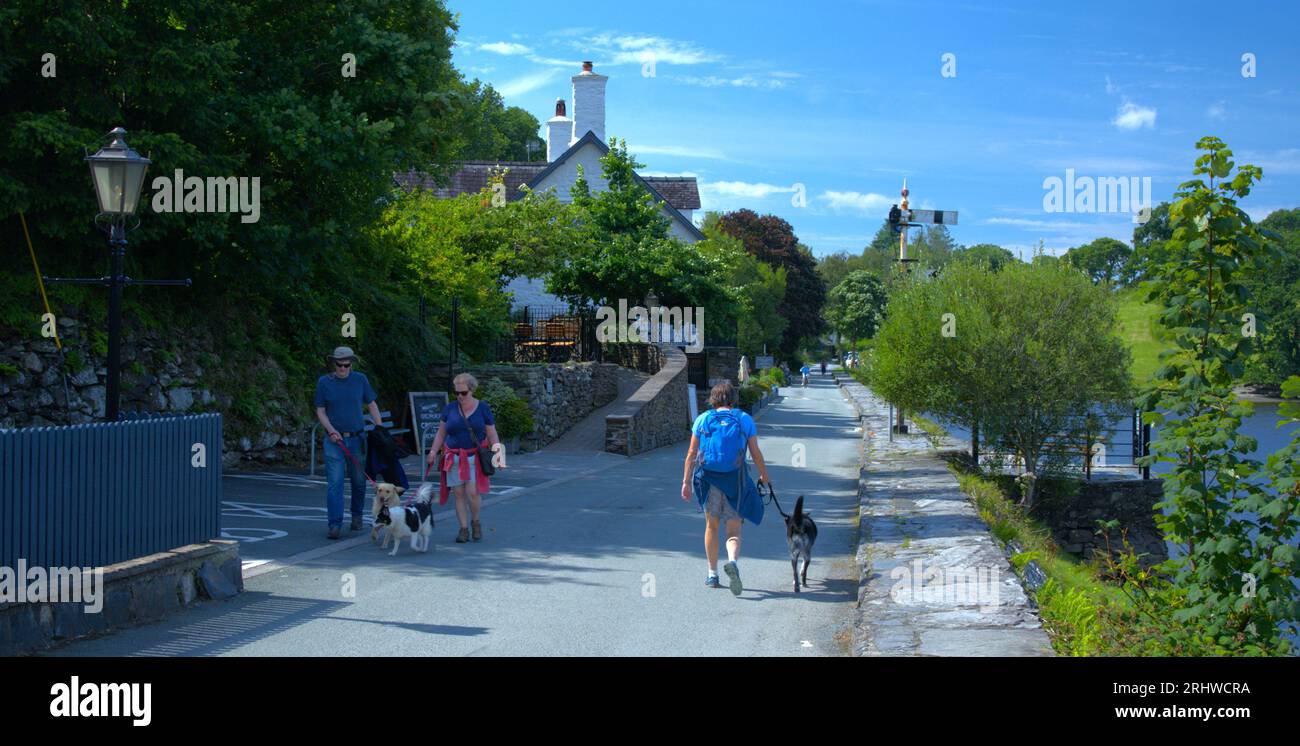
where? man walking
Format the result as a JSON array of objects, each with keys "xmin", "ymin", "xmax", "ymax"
[{"xmin": 314, "ymin": 346, "xmax": 384, "ymax": 539}]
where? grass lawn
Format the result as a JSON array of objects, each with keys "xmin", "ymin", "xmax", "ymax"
[{"xmin": 1114, "ymin": 288, "xmax": 1168, "ymax": 385}]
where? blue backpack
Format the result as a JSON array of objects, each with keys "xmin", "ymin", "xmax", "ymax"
[{"xmin": 698, "ymin": 409, "xmax": 747, "ymax": 472}]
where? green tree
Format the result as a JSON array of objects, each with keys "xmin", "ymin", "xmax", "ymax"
[
  {"xmin": 825, "ymin": 271, "xmax": 888, "ymax": 346},
  {"xmin": 454, "ymin": 80, "xmax": 545, "ymax": 162},
  {"xmin": 1063, "ymin": 237, "xmax": 1134, "ymax": 286},
  {"xmin": 951, "ymin": 243, "xmax": 1018, "ymax": 272},
  {"xmin": 872, "ymin": 260, "xmax": 1131, "ymax": 506},
  {"xmin": 716, "ymin": 209, "xmax": 827, "ymax": 359},
  {"xmin": 816, "ymin": 251, "xmax": 871, "ymax": 294},
  {"xmin": 545, "ymin": 140, "xmax": 733, "ymax": 320},
  {"xmin": 1242, "ymin": 208, "xmax": 1300, "ymax": 387},
  {"xmin": 1137, "ymin": 138, "xmax": 1300, "ymax": 654},
  {"xmin": 1127, "ymin": 201, "xmax": 1175, "ymax": 283},
  {"xmin": 0, "ymin": 0, "xmax": 472, "ymax": 416}
]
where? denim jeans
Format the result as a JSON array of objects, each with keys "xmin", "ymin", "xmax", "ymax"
[{"xmin": 323, "ymin": 434, "xmax": 367, "ymax": 528}]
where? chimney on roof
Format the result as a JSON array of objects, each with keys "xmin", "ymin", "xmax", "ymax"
[
  {"xmin": 571, "ymin": 60, "xmax": 607, "ymax": 145},
  {"xmin": 546, "ymin": 97, "xmax": 572, "ymax": 162}
]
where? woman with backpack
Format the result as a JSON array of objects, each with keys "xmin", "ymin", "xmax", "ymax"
[{"xmin": 680, "ymin": 380, "xmax": 772, "ymax": 595}]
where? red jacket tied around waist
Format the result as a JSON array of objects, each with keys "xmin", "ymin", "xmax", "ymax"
[{"xmin": 439, "ymin": 446, "xmax": 490, "ymax": 504}]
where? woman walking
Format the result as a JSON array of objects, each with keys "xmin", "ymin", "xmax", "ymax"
[
  {"xmin": 426, "ymin": 373, "xmax": 502, "ymax": 543},
  {"xmin": 680, "ymin": 381, "xmax": 772, "ymax": 595}
]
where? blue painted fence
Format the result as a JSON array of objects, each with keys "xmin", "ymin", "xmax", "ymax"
[{"xmin": 1, "ymin": 414, "xmax": 222, "ymax": 569}]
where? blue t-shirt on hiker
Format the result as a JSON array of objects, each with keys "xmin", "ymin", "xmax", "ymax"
[
  {"xmin": 442, "ymin": 400, "xmax": 495, "ymax": 450},
  {"xmin": 314, "ymin": 372, "xmax": 377, "ymax": 433}
]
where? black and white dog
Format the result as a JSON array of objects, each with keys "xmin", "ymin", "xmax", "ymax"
[
  {"xmin": 766, "ymin": 484, "xmax": 819, "ymax": 593},
  {"xmin": 374, "ymin": 483, "xmax": 435, "ymax": 555},
  {"xmin": 784, "ymin": 496, "xmax": 818, "ymax": 592}
]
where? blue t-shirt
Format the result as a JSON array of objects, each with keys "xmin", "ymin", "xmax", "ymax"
[
  {"xmin": 691, "ymin": 408, "xmax": 757, "ymax": 440},
  {"xmin": 313, "ymin": 371, "xmax": 377, "ymax": 433},
  {"xmin": 443, "ymin": 400, "xmax": 495, "ymax": 450}
]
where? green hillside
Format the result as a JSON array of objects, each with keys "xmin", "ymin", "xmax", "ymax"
[{"xmin": 1115, "ymin": 288, "xmax": 1167, "ymax": 385}]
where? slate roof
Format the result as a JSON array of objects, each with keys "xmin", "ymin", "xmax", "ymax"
[
  {"xmin": 392, "ymin": 142, "xmax": 703, "ymax": 215},
  {"xmin": 641, "ymin": 177, "xmax": 700, "ymax": 210}
]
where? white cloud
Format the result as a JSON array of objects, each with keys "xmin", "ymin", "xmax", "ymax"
[
  {"xmin": 819, "ymin": 190, "xmax": 893, "ymax": 213},
  {"xmin": 497, "ymin": 69, "xmax": 561, "ymax": 98},
  {"xmin": 673, "ymin": 74, "xmax": 786, "ymax": 89},
  {"xmin": 480, "ymin": 42, "xmax": 532, "ymax": 56},
  {"xmin": 701, "ymin": 181, "xmax": 798, "ymax": 199},
  {"xmin": 628, "ymin": 144, "xmax": 727, "ymax": 160},
  {"xmin": 1207, "ymin": 101, "xmax": 1227, "ymax": 120},
  {"xmin": 588, "ymin": 34, "xmax": 719, "ymax": 66},
  {"xmin": 1105, "ymin": 75, "xmax": 1117, "ymax": 95},
  {"xmin": 985, "ymin": 217, "xmax": 1102, "ymax": 230},
  {"xmin": 1113, "ymin": 100, "xmax": 1157, "ymax": 130}
]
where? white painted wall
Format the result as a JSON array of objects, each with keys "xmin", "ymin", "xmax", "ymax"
[{"xmin": 530, "ymin": 142, "xmax": 699, "ymax": 243}]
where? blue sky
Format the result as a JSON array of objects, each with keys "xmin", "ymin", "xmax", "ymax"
[{"xmin": 448, "ymin": 0, "xmax": 1300, "ymax": 258}]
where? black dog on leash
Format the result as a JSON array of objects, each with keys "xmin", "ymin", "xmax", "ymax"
[{"xmin": 764, "ymin": 484, "xmax": 819, "ymax": 592}]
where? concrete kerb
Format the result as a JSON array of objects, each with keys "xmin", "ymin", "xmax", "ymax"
[{"xmin": 839, "ymin": 380, "xmax": 1053, "ymax": 657}]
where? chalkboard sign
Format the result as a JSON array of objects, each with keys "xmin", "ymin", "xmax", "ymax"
[{"xmin": 408, "ymin": 391, "xmax": 450, "ymax": 454}]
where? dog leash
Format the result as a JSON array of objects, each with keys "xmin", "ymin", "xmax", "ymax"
[
  {"xmin": 335, "ymin": 438, "xmax": 380, "ymax": 488},
  {"xmin": 762, "ymin": 481, "xmax": 790, "ymax": 519}
]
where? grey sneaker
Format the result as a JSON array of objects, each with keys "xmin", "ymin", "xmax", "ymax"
[
  {"xmin": 723, "ymin": 561, "xmax": 742, "ymax": 596},
  {"xmin": 350, "ymin": 515, "xmax": 364, "ymax": 531},
  {"xmin": 327, "ymin": 526, "xmax": 341, "ymax": 540}
]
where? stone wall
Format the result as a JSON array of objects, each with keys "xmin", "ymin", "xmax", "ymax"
[
  {"xmin": 602, "ymin": 343, "xmax": 661, "ymax": 375},
  {"xmin": 705, "ymin": 346, "xmax": 740, "ymax": 387},
  {"xmin": 0, "ymin": 540, "xmax": 242, "ymax": 656},
  {"xmin": 1, "ymin": 319, "xmax": 308, "ymax": 469},
  {"xmin": 466, "ymin": 361, "xmax": 621, "ymax": 451},
  {"xmin": 1032, "ymin": 477, "xmax": 1167, "ymax": 567},
  {"xmin": 605, "ymin": 345, "xmax": 691, "ymax": 456}
]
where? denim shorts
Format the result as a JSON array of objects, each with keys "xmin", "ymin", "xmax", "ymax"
[{"xmin": 444, "ymin": 453, "xmax": 478, "ymax": 488}]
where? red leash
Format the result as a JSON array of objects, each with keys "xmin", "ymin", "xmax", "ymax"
[{"xmin": 335, "ymin": 438, "xmax": 379, "ymax": 488}]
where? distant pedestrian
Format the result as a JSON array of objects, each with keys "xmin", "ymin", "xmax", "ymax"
[
  {"xmin": 426, "ymin": 373, "xmax": 501, "ymax": 543},
  {"xmin": 681, "ymin": 381, "xmax": 771, "ymax": 595},
  {"xmin": 314, "ymin": 346, "xmax": 385, "ymax": 540},
  {"xmin": 820, "ymin": 360, "xmax": 827, "ymax": 376}
]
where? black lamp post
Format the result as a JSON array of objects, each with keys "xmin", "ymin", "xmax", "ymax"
[{"xmin": 45, "ymin": 127, "xmax": 191, "ymax": 421}]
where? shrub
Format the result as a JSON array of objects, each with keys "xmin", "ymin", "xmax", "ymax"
[
  {"xmin": 475, "ymin": 377, "xmax": 535, "ymax": 439},
  {"xmin": 738, "ymin": 385, "xmax": 761, "ymax": 412}
]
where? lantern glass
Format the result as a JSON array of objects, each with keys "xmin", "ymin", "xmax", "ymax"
[{"xmin": 86, "ymin": 129, "xmax": 151, "ymax": 217}]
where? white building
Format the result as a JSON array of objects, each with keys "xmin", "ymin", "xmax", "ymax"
[{"xmin": 394, "ymin": 61, "xmax": 704, "ymax": 309}]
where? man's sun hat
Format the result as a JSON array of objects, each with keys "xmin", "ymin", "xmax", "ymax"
[{"xmin": 326, "ymin": 346, "xmax": 357, "ymax": 365}]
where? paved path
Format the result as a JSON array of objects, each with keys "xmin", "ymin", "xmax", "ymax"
[
  {"xmin": 839, "ymin": 379, "xmax": 1054, "ymax": 657},
  {"xmin": 48, "ymin": 373, "xmax": 864, "ymax": 656},
  {"xmin": 545, "ymin": 367, "xmax": 648, "ymax": 452}
]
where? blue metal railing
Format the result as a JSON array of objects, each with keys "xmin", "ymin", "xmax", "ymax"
[{"xmin": 1, "ymin": 413, "xmax": 222, "ymax": 569}]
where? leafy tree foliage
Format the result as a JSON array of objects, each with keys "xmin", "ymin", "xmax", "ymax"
[
  {"xmin": 825, "ymin": 270, "xmax": 887, "ymax": 345},
  {"xmin": 1137, "ymin": 137, "xmax": 1299, "ymax": 654},
  {"xmin": 950, "ymin": 243, "xmax": 1018, "ymax": 272},
  {"xmin": 1063, "ymin": 237, "xmax": 1133, "ymax": 286},
  {"xmin": 872, "ymin": 260, "xmax": 1131, "ymax": 506},
  {"xmin": 716, "ymin": 209, "xmax": 826, "ymax": 358},
  {"xmin": 544, "ymin": 140, "xmax": 735, "ymax": 324}
]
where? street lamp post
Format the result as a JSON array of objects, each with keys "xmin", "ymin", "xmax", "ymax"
[{"xmin": 44, "ymin": 127, "xmax": 191, "ymax": 421}]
